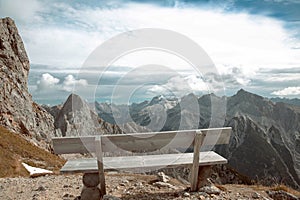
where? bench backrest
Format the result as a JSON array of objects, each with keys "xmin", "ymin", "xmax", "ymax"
[{"xmin": 52, "ymin": 127, "xmax": 232, "ymax": 155}]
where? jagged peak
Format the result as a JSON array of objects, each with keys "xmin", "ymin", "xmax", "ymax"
[
  {"xmin": 149, "ymin": 94, "xmax": 177, "ymax": 106},
  {"xmin": 149, "ymin": 95, "xmax": 165, "ymax": 104},
  {"xmin": 235, "ymin": 89, "xmax": 262, "ymax": 99},
  {"xmin": 61, "ymin": 93, "xmax": 87, "ymax": 112}
]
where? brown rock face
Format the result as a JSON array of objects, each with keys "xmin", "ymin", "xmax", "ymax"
[{"xmin": 0, "ymin": 17, "xmax": 54, "ymax": 149}]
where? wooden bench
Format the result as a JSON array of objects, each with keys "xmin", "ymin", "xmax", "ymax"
[{"xmin": 52, "ymin": 127, "xmax": 231, "ymax": 198}]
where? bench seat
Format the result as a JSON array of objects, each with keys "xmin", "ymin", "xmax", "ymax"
[{"xmin": 61, "ymin": 151, "xmax": 227, "ymax": 173}]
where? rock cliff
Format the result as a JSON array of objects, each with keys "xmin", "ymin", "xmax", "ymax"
[{"xmin": 0, "ymin": 17, "xmax": 54, "ymax": 148}]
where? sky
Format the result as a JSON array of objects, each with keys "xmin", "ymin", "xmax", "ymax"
[{"xmin": 0, "ymin": 0, "xmax": 300, "ymax": 105}]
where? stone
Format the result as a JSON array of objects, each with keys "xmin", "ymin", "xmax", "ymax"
[
  {"xmin": 34, "ymin": 186, "xmax": 46, "ymax": 192},
  {"xmin": 157, "ymin": 172, "xmax": 170, "ymax": 183},
  {"xmin": 83, "ymin": 173, "xmax": 99, "ymax": 188},
  {"xmin": 122, "ymin": 179, "xmax": 129, "ymax": 184},
  {"xmin": 134, "ymin": 182, "xmax": 143, "ymax": 187},
  {"xmin": 199, "ymin": 185, "xmax": 221, "ymax": 195},
  {"xmin": 63, "ymin": 185, "xmax": 72, "ymax": 188},
  {"xmin": 80, "ymin": 186, "xmax": 102, "ymax": 200},
  {"xmin": 103, "ymin": 195, "xmax": 121, "ymax": 200},
  {"xmin": 62, "ymin": 193, "xmax": 74, "ymax": 198},
  {"xmin": 153, "ymin": 181, "xmax": 177, "ymax": 189},
  {"xmin": 183, "ymin": 192, "xmax": 190, "ymax": 197},
  {"xmin": 252, "ymin": 192, "xmax": 260, "ymax": 199},
  {"xmin": 32, "ymin": 193, "xmax": 39, "ymax": 200},
  {"xmin": 198, "ymin": 195, "xmax": 205, "ymax": 200},
  {"xmin": 266, "ymin": 190, "xmax": 299, "ymax": 200}
]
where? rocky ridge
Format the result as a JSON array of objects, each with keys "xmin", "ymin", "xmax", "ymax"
[{"xmin": 0, "ymin": 17, "xmax": 54, "ymax": 149}]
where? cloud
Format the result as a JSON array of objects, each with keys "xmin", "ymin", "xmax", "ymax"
[
  {"xmin": 147, "ymin": 75, "xmax": 208, "ymax": 97},
  {"xmin": 36, "ymin": 73, "xmax": 59, "ymax": 91},
  {"xmin": 10, "ymin": 1, "xmax": 299, "ymax": 72},
  {"xmin": 5, "ymin": 1, "xmax": 300, "ymax": 103},
  {"xmin": 22, "ymin": 27, "xmax": 103, "ymax": 67},
  {"xmin": 271, "ymin": 87, "xmax": 300, "ymax": 96},
  {"xmin": 63, "ymin": 75, "xmax": 88, "ymax": 92},
  {"xmin": 0, "ymin": 0, "xmax": 43, "ymax": 23},
  {"xmin": 218, "ymin": 66, "xmax": 251, "ymax": 89},
  {"xmin": 35, "ymin": 73, "xmax": 88, "ymax": 93}
]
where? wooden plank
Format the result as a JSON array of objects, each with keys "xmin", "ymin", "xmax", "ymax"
[
  {"xmin": 52, "ymin": 136, "xmax": 95, "ymax": 154},
  {"xmin": 100, "ymin": 130, "xmax": 196, "ymax": 153},
  {"xmin": 52, "ymin": 127, "xmax": 231, "ymax": 154},
  {"xmin": 190, "ymin": 132, "xmax": 205, "ymax": 192},
  {"xmin": 200, "ymin": 127, "xmax": 231, "ymax": 145},
  {"xmin": 60, "ymin": 151, "xmax": 227, "ymax": 173},
  {"xmin": 95, "ymin": 136, "xmax": 106, "ymax": 195}
]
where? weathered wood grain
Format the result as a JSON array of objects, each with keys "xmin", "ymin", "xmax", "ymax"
[
  {"xmin": 95, "ymin": 136, "xmax": 106, "ymax": 195},
  {"xmin": 60, "ymin": 151, "xmax": 227, "ymax": 173},
  {"xmin": 190, "ymin": 132, "xmax": 205, "ymax": 191}
]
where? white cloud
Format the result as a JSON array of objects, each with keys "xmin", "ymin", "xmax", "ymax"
[
  {"xmin": 3, "ymin": 1, "xmax": 300, "ymax": 101},
  {"xmin": 14, "ymin": 2, "xmax": 300, "ymax": 75},
  {"xmin": 0, "ymin": 0, "xmax": 43, "ymax": 23},
  {"xmin": 36, "ymin": 73, "xmax": 60, "ymax": 91},
  {"xmin": 271, "ymin": 87, "xmax": 300, "ymax": 96},
  {"xmin": 147, "ymin": 75, "xmax": 208, "ymax": 97},
  {"xmin": 22, "ymin": 27, "xmax": 103, "ymax": 67},
  {"xmin": 36, "ymin": 73, "xmax": 88, "ymax": 92},
  {"xmin": 63, "ymin": 75, "xmax": 88, "ymax": 92}
]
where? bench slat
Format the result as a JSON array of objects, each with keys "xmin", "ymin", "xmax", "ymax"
[
  {"xmin": 101, "ymin": 130, "xmax": 196, "ymax": 153},
  {"xmin": 60, "ymin": 151, "xmax": 227, "ymax": 173},
  {"xmin": 52, "ymin": 127, "xmax": 232, "ymax": 154}
]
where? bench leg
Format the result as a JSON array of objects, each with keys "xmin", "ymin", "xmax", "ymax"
[{"xmin": 81, "ymin": 173, "xmax": 102, "ymax": 200}]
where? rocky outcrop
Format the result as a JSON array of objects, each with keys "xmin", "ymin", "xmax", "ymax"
[
  {"xmin": 52, "ymin": 94, "xmax": 123, "ymax": 137},
  {"xmin": 0, "ymin": 17, "xmax": 54, "ymax": 148}
]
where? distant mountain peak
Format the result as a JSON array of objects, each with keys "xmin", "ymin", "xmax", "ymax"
[
  {"xmin": 234, "ymin": 89, "xmax": 265, "ymax": 100},
  {"xmin": 149, "ymin": 95, "xmax": 165, "ymax": 104},
  {"xmin": 54, "ymin": 93, "xmax": 123, "ymax": 137},
  {"xmin": 149, "ymin": 94, "xmax": 177, "ymax": 108},
  {"xmin": 236, "ymin": 88, "xmax": 254, "ymax": 96}
]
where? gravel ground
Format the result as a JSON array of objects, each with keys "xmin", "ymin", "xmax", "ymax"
[{"xmin": 0, "ymin": 173, "xmax": 298, "ymax": 200}]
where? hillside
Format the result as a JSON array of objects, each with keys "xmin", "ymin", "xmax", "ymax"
[
  {"xmin": 271, "ymin": 97, "xmax": 300, "ymax": 107},
  {"xmin": 0, "ymin": 126, "xmax": 64, "ymax": 177}
]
